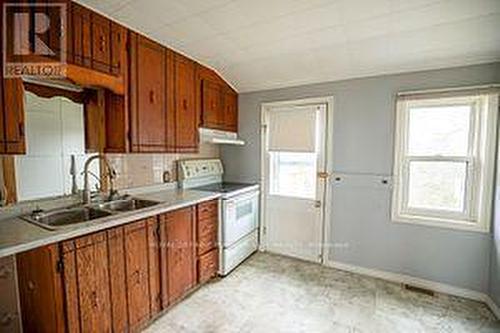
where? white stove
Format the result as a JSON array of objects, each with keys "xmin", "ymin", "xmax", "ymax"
[{"xmin": 178, "ymin": 159, "xmax": 260, "ymax": 276}]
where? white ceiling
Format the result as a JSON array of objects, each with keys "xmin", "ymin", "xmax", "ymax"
[{"xmin": 78, "ymin": 0, "xmax": 500, "ymax": 92}]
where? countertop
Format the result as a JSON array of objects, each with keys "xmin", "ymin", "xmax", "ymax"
[{"xmin": 0, "ymin": 188, "xmax": 220, "ymax": 258}]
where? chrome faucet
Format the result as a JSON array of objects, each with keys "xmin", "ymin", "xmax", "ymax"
[{"xmin": 82, "ymin": 154, "xmax": 118, "ymax": 204}]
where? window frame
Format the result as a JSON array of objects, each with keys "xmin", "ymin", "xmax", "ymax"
[{"xmin": 392, "ymin": 92, "xmax": 498, "ymax": 232}]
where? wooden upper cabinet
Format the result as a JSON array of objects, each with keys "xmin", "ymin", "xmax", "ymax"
[
  {"xmin": 223, "ymin": 88, "xmax": 238, "ymax": 132},
  {"xmin": 91, "ymin": 13, "xmax": 111, "ymax": 73},
  {"xmin": 202, "ymin": 80, "xmax": 222, "ymax": 128},
  {"xmin": 198, "ymin": 65, "xmax": 238, "ymax": 133},
  {"xmin": 174, "ymin": 53, "xmax": 198, "ymax": 152},
  {"xmin": 71, "ymin": 2, "xmax": 92, "ymax": 68},
  {"xmin": 70, "ymin": 2, "xmax": 121, "ymax": 76},
  {"xmin": 129, "ymin": 33, "xmax": 167, "ymax": 152},
  {"xmin": 110, "ymin": 23, "xmax": 127, "ymax": 76},
  {"xmin": 2, "ymin": 79, "xmax": 26, "ymax": 154},
  {"xmin": 84, "ymin": 89, "xmax": 106, "ymax": 153},
  {"xmin": 104, "ymin": 91, "xmax": 129, "ymax": 153},
  {"xmin": 164, "ymin": 207, "xmax": 196, "ymax": 304}
]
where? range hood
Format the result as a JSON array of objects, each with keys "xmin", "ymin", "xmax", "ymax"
[{"xmin": 199, "ymin": 128, "xmax": 245, "ymax": 145}]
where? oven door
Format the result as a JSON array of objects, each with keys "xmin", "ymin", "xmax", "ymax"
[{"xmin": 222, "ymin": 190, "xmax": 259, "ymax": 247}]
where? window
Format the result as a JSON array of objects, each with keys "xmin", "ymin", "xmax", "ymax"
[
  {"xmin": 392, "ymin": 92, "xmax": 498, "ymax": 232},
  {"xmin": 15, "ymin": 92, "xmax": 99, "ymax": 201},
  {"xmin": 269, "ymin": 152, "xmax": 317, "ymax": 199}
]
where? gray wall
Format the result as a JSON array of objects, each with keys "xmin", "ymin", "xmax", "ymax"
[{"xmin": 222, "ymin": 62, "xmax": 500, "ymax": 293}]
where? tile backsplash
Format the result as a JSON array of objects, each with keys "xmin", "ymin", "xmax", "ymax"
[{"xmin": 106, "ymin": 142, "xmax": 220, "ymax": 190}]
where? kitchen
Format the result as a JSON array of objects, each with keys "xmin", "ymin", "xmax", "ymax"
[{"xmin": 0, "ymin": 0, "xmax": 499, "ymax": 332}]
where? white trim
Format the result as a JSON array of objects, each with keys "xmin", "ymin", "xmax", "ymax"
[
  {"xmin": 391, "ymin": 93, "xmax": 498, "ymax": 233},
  {"xmin": 397, "ymin": 84, "xmax": 500, "ymax": 96},
  {"xmin": 324, "ymin": 259, "xmax": 500, "ymax": 319},
  {"xmin": 259, "ymin": 96, "xmax": 334, "ymax": 264}
]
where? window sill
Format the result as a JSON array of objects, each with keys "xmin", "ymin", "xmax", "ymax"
[{"xmin": 391, "ymin": 214, "xmax": 489, "ymax": 233}]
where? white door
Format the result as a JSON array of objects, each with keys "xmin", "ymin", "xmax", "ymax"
[{"xmin": 263, "ymin": 102, "xmax": 328, "ymax": 263}]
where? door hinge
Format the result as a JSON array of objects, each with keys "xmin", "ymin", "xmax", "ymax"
[
  {"xmin": 155, "ymin": 224, "xmax": 161, "ymax": 240},
  {"xmin": 317, "ymin": 171, "xmax": 329, "ymax": 179},
  {"xmin": 56, "ymin": 258, "xmax": 64, "ymax": 273}
]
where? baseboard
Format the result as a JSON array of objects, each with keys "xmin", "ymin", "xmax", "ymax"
[
  {"xmin": 484, "ymin": 295, "xmax": 500, "ymax": 319},
  {"xmin": 325, "ymin": 260, "xmax": 499, "ymax": 319}
]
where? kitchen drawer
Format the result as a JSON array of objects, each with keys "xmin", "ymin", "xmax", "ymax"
[
  {"xmin": 198, "ymin": 214, "xmax": 217, "ymax": 237},
  {"xmin": 197, "ymin": 200, "xmax": 218, "ymax": 220},
  {"xmin": 198, "ymin": 222, "xmax": 217, "ymax": 255},
  {"xmin": 198, "ymin": 249, "xmax": 218, "ymax": 284}
]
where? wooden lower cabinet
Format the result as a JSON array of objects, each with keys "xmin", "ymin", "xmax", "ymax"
[
  {"xmin": 123, "ymin": 220, "xmax": 152, "ymax": 331},
  {"xmin": 161, "ymin": 207, "xmax": 196, "ymax": 305},
  {"xmin": 196, "ymin": 200, "xmax": 219, "ymax": 283},
  {"xmin": 16, "ymin": 202, "xmax": 218, "ymax": 333},
  {"xmin": 62, "ymin": 233, "xmax": 113, "ymax": 333},
  {"xmin": 107, "ymin": 227, "xmax": 129, "ymax": 333}
]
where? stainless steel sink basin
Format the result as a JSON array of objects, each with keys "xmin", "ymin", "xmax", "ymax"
[
  {"xmin": 22, "ymin": 207, "xmax": 112, "ymax": 231},
  {"xmin": 21, "ymin": 196, "xmax": 160, "ymax": 231},
  {"xmin": 97, "ymin": 198, "xmax": 159, "ymax": 212}
]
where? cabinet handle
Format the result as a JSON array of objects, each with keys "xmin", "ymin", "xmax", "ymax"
[
  {"xmin": 183, "ymin": 99, "xmax": 187, "ymax": 110},
  {"xmin": 99, "ymin": 36, "xmax": 105, "ymax": 52},
  {"xmin": 18, "ymin": 123, "xmax": 24, "ymax": 137},
  {"xmin": 133, "ymin": 270, "xmax": 141, "ymax": 284},
  {"xmin": 91, "ymin": 291, "xmax": 98, "ymax": 308},
  {"xmin": 149, "ymin": 91, "xmax": 155, "ymax": 104},
  {"xmin": 27, "ymin": 280, "xmax": 35, "ymax": 291}
]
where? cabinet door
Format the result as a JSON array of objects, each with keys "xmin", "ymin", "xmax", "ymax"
[
  {"xmin": 107, "ymin": 227, "xmax": 129, "ymax": 333},
  {"xmin": 198, "ymin": 248, "xmax": 219, "ymax": 284},
  {"xmin": 73, "ymin": 233, "xmax": 112, "ymax": 333},
  {"xmin": 130, "ymin": 34, "xmax": 166, "ymax": 152},
  {"xmin": 0, "ymin": 10, "xmax": 5, "ymax": 153},
  {"xmin": 104, "ymin": 91, "xmax": 128, "ymax": 153},
  {"xmin": 91, "ymin": 13, "xmax": 111, "ymax": 73},
  {"xmin": 166, "ymin": 207, "xmax": 196, "ymax": 303},
  {"xmin": 16, "ymin": 244, "xmax": 66, "ymax": 333},
  {"xmin": 223, "ymin": 89, "xmax": 238, "ymax": 132},
  {"xmin": 3, "ymin": 78, "xmax": 26, "ymax": 154},
  {"xmin": 174, "ymin": 54, "xmax": 198, "ymax": 152},
  {"xmin": 124, "ymin": 220, "xmax": 151, "ymax": 330},
  {"xmin": 147, "ymin": 217, "xmax": 162, "ymax": 316},
  {"xmin": 71, "ymin": 3, "xmax": 92, "ymax": 68},
  {"xmin": 84, "ymin": 89, "xmax": 105, "ymax": 153},
  {"xmin": 110, "ymin": 23, "xmax": 126, "ymax": 76},
  {"xmin": 201, "ymin": 80, "xmax": 222, "ymax": 129}
]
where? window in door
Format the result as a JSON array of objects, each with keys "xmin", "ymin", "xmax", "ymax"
[
  {"xmin": 266, "ymin": 105, "xmax": 320, "ymax": 200},
  {"xmin": 269, "ymin": 152, "xmax": 317, "ymax": 199},
  {"xmin": 392, "ymin": 92, "xmax": 498, "ymax": 232}
]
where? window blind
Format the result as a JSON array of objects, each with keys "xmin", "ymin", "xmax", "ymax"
[{"xmin": 267, "ymin": 105, "xmax": 318, "ymax": 153}]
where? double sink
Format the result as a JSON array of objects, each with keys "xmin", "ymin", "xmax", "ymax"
[{"xmin": 21, "ymin": 197, "xmax": 160, "ymax": 231}]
